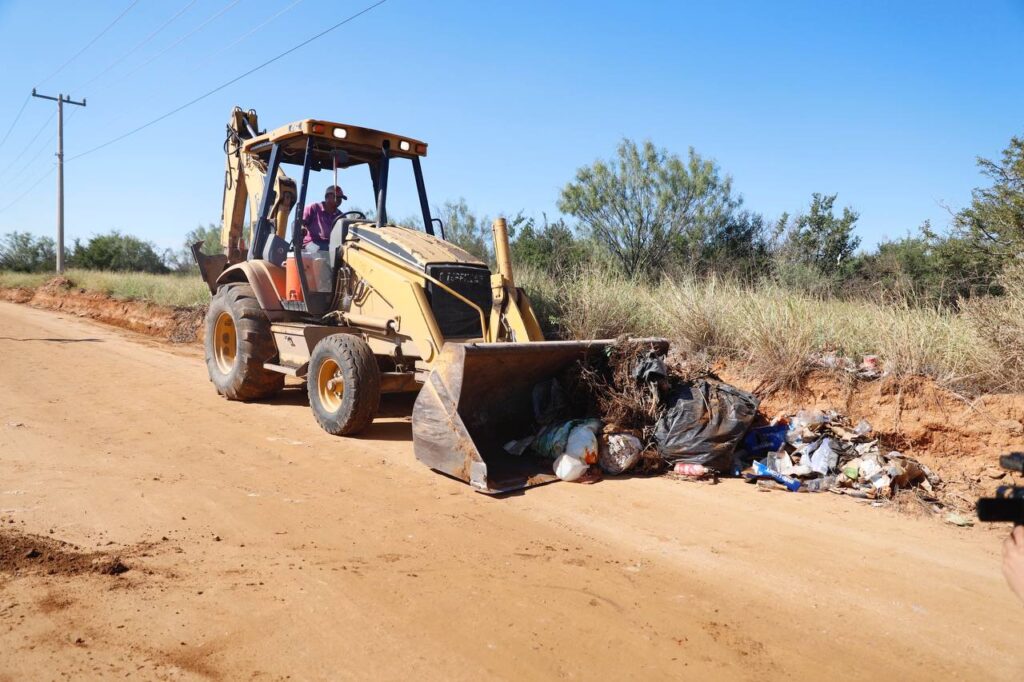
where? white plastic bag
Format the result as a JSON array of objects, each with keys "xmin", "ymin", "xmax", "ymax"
[
  {"xmin": 807, "ymin": 438, "xmax": 839, "ymax": 476},
  {"xmin": 553, "ymin": 453, "xmax": 589, "ymax": 481},
  {"xmin": 565, "ymin": 420, "xmax": 600, "ymax": 465}
]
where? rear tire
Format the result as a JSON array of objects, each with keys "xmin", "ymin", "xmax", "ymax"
[
  {"xmin": 204, "ymin": 283, "xmax": 284, "ymax": 400},
  {"xmin": 307, "ymin": 334, "xmax": 380, "ymax": 435}
]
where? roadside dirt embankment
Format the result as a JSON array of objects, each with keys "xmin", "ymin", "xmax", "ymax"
[{"xmin": 0, "ymin": 277, "xmax": 204, "ymax": 343}]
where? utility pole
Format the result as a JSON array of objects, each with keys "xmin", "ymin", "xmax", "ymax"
[{"xmin": 32, "ymin": 89, "xmax": 86, "ymax": 273}]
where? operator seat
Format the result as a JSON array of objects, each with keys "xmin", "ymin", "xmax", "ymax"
[{"xmin": 328, "ymin": 215, "xmax": 361, "ymax": 269}]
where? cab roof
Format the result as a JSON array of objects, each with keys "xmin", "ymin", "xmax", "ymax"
[{"xmin": 241, "ymin": 118, "xmax": 427, "ymax": 171}]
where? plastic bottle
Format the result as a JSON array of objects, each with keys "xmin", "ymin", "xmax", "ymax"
[
  {"xmin": 801, "ymin": 475, "xmax": 836, "ymax": 493},
  {"xmin": 751, "ymin": 460, "xmax": 802, "ymax": 491},
  {"xmin": 673, "ymin": 462, "xmax": 708, "ymax": 478}
]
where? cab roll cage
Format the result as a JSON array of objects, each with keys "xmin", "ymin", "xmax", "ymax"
[{"xmin": 247, "ymin": 138, "xmax": 442, "ymax": 316}]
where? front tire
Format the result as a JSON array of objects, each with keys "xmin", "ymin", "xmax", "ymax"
[
  {"xmin": 307, "ymin": 334, "xmax": 380, "ymax": 435},
  {"xmin": 204, "ymin": 283, "xmax": 284, "ymax": 400}
]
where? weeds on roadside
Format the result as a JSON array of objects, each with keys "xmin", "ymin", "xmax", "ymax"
[{"xmin": 518, "ymin": 265, "xmax": 1018, "ymax": 394}]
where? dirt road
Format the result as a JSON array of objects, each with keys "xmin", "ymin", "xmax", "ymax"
[{"xmin": 0, "ymin": 300, "xmax": 1020, "ymax": 680}]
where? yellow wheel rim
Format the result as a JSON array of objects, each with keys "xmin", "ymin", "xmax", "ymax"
[
  {"xmin": 317, "ymin": 359, "xmax": 344, "ymax": 412},
  {"xmin": 213, "ymin": 311, "xmax": 237, "ymax": 374}
]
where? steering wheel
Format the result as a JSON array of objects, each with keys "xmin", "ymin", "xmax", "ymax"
[{"xmin": 342, "ymin": 210, "xmax": 366, "ymax": 220}]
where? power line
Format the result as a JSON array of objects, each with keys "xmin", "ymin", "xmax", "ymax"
[
  {"xmin": 36, "ymin": 0, "xmax": 141, "ymax": 87},
  {"xmin": 67, "ymin": 0, "xmax": 388, "ymax": 163},
  {"xmin": 0, "ymin": 167, "xmax": 55, "ymax": 215},
  {"xmin": 75, "ymin": 0, "xmax": 199, "ymax": 91},
  {"xmin": 13, "ymin": 0, "xmax": 290, "ymax": 182},
  {"xmin": 0, "ymin": 94, "xmax": 31, "ymax": 154},
  {"xmin": 0, "ymin": 110, "xmax": 56, "ymax": 181},
  {"xmin": 4, "ymin": 104, "xmax": 84, "ymax": 194},
  {"xmin": 195, "ymin": 0, "xmax": 306, "ymax": 69},
  {"xmin": 75, "ymin": 0, "xmax": 301, "ymax": 135},
  {"xmin": 112, "ymin": 0, "xmax": 242, "ymax": 86},
  {"xmin": 0, "ymin": 2, "xmax": 135, "ymax": 165},
  {"xmin": 3, "ymin": 129, "xmax": 56, "ymax": 190}
]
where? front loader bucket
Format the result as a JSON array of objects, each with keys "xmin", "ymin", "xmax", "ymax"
[{"xmin": 412, "ymin": 339, "xmax": 667, "ymax": 494}]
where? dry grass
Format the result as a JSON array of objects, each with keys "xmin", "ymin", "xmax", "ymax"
[
  {"xmin": 518, "ymin": 266, "xmax": 1017, "ymax": 394},
  {"xmin": 960, "ymin": 263, "xmax": 1024, "ymax": 391},
  {"xmin": 0, "ymin": 271, "xmax": 51, "ymax": 289},
  {"xmin": 0, "ymin": 269, "xmax": 209, "ymax": 307},
  {"xmin": 524, "ymin": 266, "xmax": 659, "ymax": 339}
]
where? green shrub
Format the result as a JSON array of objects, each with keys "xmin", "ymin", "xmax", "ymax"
[
  {"xmin": 0, "ymin": 231, "xmax": 56, "ymax": 272},
  {"xmin": 69, "ymin": 231, "xmax": 169, "ymax": 274}
]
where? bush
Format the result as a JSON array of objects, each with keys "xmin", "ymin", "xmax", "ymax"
[
  {"xmin": 510, "ymin": 218, "xmax": 588, "ymax": 277},
  {"xmin": 165, "ymin": 224, "xmax": 222, "ymax": 273},
  {"xmin": 0, "ymin": 231, "xmax": 56, "ymax": 272},
  {"xmin": 69, "ymin": 231, "xmax": 168, "ymax": 273}
]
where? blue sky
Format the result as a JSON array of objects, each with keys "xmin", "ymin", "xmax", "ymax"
[{"xmin": 0, "ymin": 0, "xmax": 1021, "ymax": 252}]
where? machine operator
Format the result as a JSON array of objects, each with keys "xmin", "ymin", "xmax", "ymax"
[{"xmin": 302, "ymin": 184, "xmax": 346, "ymax": 249}]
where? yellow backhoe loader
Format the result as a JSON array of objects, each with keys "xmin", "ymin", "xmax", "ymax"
[{"xmin": 194, "ymin": 107, "xmax": 625, "ymax": 493}]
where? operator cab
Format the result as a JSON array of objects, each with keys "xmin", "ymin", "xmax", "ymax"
[
  {"xmin": 240, "ymin": 119, "xmax": 446, "ymax": 315},
  {"xmin": 242, "ymin": 118, "xmax": 438, "ymax": 237}
]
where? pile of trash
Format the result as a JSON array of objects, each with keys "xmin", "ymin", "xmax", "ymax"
[
  {"xmin": 503, "ymin": 340, "xmax": 760, "ymax": 482},
  {"xmin": 744, "ymin": 410, "xmax": 942, "ymax": 498},
  {"xmin": 499, "ymin": 340, "xmax": 944, "ymax": 508},
  {"xmin": 504, "ymin": 417, "xmax": 645, "ymax": 482}
]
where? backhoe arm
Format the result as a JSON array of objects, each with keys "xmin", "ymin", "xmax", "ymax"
[{"xmin": 221, "ymin": 107, "xmax": 296, "ymax": 262}]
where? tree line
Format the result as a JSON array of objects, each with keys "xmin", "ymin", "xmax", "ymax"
[
  {"xmin": 2, "ymin": 132, "xmax": 1021, "ymax": 307},
  {"xmin": 440, "ymin": 133, "xmax": 1023, "ymax": 306},
  {"xmin": 0, "ymin": 225, "xmax": 219, "ymax": 276}
]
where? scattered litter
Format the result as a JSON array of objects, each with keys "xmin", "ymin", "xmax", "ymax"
[
  {"xmin": 811, "ymin": 352, "xmax": 885, "ymax": 380},
  {"xmin": 751, "ymin": 460, "xmax": 802, "ymax": 492},
  {"xmin": 804, "ymin": 438, "xmax": 839, "ymax": 475},
  {"xmin": 517, "ymin": 418, "xmax": 603, "ymax": 482},
  {"xmin": 598, "ymin": 433, "xmax": 643, "ymax": 475},
  {"xmin": 524, "ymin": 418, "xmax": 601, "ymax": 463},
  {"xmin": 670, "ymin": 461, "xmax": 720, "ymax": 483},
  {"xmin": 747, "ymin": 409, "xmax": 942, "ymax": 502},
  {"xmin": 565, "ymin": 421, "xmax": 600, "ymax": 465},
  {"xmin": 744, "ymin": 424, "xmax": 788, "ymax": 458},
  {"xmin": 944, "ymin": 512, "xmax": 974, "ymax": 527}
]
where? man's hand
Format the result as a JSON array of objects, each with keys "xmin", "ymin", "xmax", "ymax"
[{"xmin": 1003, "ymin": 526, "xmax": 1024, "ymax": 603}]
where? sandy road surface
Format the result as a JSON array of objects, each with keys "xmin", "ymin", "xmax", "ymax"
[{"xmin": 0, "ymin": 300, "xmax": 1020, "ymax": 680}]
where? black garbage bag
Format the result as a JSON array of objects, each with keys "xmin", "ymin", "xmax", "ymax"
[
  {"xmin": 632, "ymin": 351, "xmax": 668, "ymax": 383},
  {"xmin": 654, "ymin": 378, "xmax": 760, "ymax": 472},
  {"xmin": 532, "ymin": 378, "xmax": 568, "ymax": 425}
]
